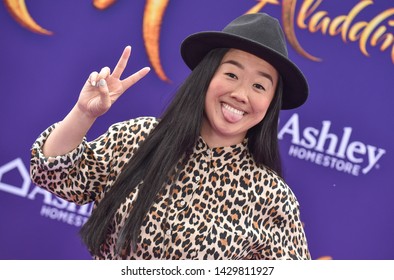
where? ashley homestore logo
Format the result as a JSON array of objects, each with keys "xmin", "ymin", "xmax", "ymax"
[
  {"xmin": 278, "ymin": 113, "xmax": 386, "ymax": 176},
  {"xmin": 0, "ymin": 158, "xmax": 92, "ymax": 227}
]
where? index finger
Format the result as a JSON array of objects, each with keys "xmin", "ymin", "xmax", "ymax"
[
  {"xmin": 121, "ymin": 67, "xmax": 151, "ymax": 91},
  {"xmin": 111, "ymin": 46, "xmax": 132, "ymax": 79}
]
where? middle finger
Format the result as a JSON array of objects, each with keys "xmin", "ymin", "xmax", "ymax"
[{"xmin": 98, "ymin": 66, "xmax": 111, "ymax": 80}]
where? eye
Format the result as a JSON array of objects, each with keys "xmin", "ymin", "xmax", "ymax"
[
  {"xmin": 253, "ymin": 83, "xmax": 266, "ymax": 91},
  {"xmin": 225, "ymin": 72, "xmax": 238, "ymax": 79}
]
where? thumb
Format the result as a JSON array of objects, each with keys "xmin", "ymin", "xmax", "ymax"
[
  {"xmin": 96, "ymin": 78, "xmax": 112, "ymax": 112},
  {"xmin": 98, "ymin": 78, "xmax": 109, "ymax": 96}
]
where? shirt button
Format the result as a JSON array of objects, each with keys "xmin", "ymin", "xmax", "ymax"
[
  {"xmin": 166, "ymin": 229, "xmax": 171, "ymax": 235},
  {"xmin": 180, "ymin": 200, "xmax": 185, "ymax": 206},
  {"xmin": 195, "ymin": 176, "xmax": 200, "ymax": 181}
]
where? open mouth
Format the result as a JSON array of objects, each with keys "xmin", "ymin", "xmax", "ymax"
[{"xmin": 221, "ymin": 103, "xmax": 246, "ymax": 123}]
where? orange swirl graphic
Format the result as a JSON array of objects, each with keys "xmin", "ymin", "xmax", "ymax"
[
  {"xmin": 93, "ymin": 0, "xmax": 117, "ymax": 10},
  {"xmin": 4, "ymin": 0, "xmax": 52, "ymax": 35},
  {"xmin": 245, "ymin": 0, "xmax": 279, "ymax": 14},
  {"xmin": 143, "ymin": 0, "xmax": 170, "ymax": 82},
  {"xmin": 282, "ymin": 0, "xmax": 321, "ymax": 61},
  {"xmin": 316, "ymin": 256, "xmax": 333, "ymax": 260}
]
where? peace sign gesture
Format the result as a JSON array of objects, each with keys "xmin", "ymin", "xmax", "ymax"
[{"xmin": 77, "ymin": 46, "xmax": 150, "ymax": 118}]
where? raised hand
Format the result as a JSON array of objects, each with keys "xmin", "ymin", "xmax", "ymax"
[{"xmin": 77, "ymin": 46, "xmax": 150, "ymax": 118}]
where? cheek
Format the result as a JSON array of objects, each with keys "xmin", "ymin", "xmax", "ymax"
[
  {"xmin": 205, "ymin": 87, "xmax": 218, "ymax": 115},
  {"xmin": 250, "ymin": 95, "xmax": 273, "ymax": 115},
  {"xmin": 205, "ymin": 83, "xmax": 224, "ymax": 110},
  {"xmin": 206, "ymin": 75, "xmax": 231, "ymax": 98},
  {"xmin": 206, "ymin": 82, "xmax": 224, "ymax": 99}
]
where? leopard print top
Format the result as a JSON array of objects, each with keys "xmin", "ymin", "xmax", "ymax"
[{"xmin": 30, "ymin": 117, "xmax": 310, "ymax": 260}]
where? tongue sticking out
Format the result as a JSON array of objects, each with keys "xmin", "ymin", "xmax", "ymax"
[{"xmin": 222, "ymin": 103, "xmax": 244, "ymax": 123}]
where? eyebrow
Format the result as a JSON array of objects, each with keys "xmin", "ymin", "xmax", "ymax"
[{"xmin": 222, "ymin": 59, "xmax": 274, "ymax": 85}]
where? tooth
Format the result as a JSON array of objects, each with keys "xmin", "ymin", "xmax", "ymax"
[{"xmin": 224, "ymin": 103, "xmax": 244, "ymax": 115}]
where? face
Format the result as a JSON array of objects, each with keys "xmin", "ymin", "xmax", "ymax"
[{"xmin": 201, "ymin": 49, "xmax": 279, "ymax": 148}]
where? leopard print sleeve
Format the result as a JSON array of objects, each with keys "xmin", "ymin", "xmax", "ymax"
[
  {"xmin": 30, "ymin": 117, "xmax": 158, "ymax": 205},
  {"xmin": 265, "ymin": 180, "xmax": 311, "ymax": 260}
]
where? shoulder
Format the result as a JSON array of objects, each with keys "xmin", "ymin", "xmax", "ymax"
[
  {"xmin": 109, "ymin": 116, "xmax": 159, "ymax": 134},
  {"xmin": 89, "ymin": 117, "xmax": 159, "ymax": 151},
  {"xmin": 251, "ymin": 164, "xmax": 300, "ymax": 206}
]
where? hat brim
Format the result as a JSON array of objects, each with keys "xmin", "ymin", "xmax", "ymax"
[{"xmin": 181, "ymin": 31, "xmax": 309, "ymax": 110}]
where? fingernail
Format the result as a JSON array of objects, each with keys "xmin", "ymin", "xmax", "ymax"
[
  {"xmin": 91, "ymin": 80, "xmax": 96, "ymax": 87},
  {"xmin": 99, "ymin": 79, "xmax": 106, "ymax": 87}
]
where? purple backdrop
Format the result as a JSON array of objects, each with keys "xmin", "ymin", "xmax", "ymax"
[{"xmin": 1, "ymin": 0, "xmax": 393, "ymax": 260}]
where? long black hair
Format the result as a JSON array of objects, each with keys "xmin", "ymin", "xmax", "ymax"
[
  {"xmin": 80, "ymin": 48, "xmax": 283, "ymax": 257},
  {"xmin": 247, "ymin": 75, "xmax": 283, "ymax": 175}
]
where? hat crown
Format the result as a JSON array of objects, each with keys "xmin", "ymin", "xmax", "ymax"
[
  {"xmin": 180, "ymin": 13, "xmax": 309, "ymax": 109},
  {"xmin": 222, "ymin": 13, "xmax": 288, "ymax": 57}
]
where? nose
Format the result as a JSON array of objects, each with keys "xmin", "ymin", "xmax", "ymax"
[{"xmin": 230, "ymin": 86, "xmax": 248, "ymax": 103}]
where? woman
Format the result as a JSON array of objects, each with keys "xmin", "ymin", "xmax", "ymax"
[{"xmin": 30, "ymin": 13, "xmax": 310, "ymax": 259}]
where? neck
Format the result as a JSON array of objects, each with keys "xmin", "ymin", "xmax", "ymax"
[{"xmin": 200, "ymin": 119, "xmax": 246, "ymax": 148}]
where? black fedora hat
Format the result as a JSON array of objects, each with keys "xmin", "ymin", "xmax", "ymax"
[{"xmin": 180, "ymin": 13, "xmax": 308, "ymax": 110}]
